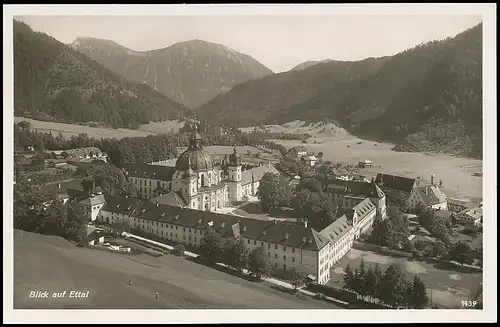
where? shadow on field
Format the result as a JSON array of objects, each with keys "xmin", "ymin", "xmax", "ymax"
[
  {"xmin": 428, "ymin": 260, "xmax": 481, "ymax": 274},
  {"xmin": 186, "ymin": 256, "xmax": 260, "ymax": 283}
]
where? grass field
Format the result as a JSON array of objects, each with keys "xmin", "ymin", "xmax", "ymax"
[
  {"xmin": 13, "ymin": 230, "xmax": 339, "ymax": 309},
  {"xmin": 328, "ymin": 249, "xmax": 482, "ymax": 309},
  {"xmin": 14, "ymin": 117, "xmax": 185, "ymax": 140}
]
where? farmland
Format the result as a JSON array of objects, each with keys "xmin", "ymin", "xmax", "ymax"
[
  {"xmin": 257, "ymin": 121, "xmax": 483, "ymax": 200},
  {"xmin": 13, "ymin": 230, "xmax": 339, "ymax": 309}
]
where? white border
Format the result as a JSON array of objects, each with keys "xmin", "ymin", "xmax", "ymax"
[{"xmin": 3, "ymin": 4, "xmax": 497, "ymax": 324}]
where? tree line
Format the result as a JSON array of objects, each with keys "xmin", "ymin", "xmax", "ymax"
[{"xmin": 343, "ymin": 260, "xmax": 429, "ymax": 309}]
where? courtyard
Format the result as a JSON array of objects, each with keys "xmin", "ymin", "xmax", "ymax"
[{"xmin": 328, "ymin": 249, "xmax": 483, "ymax": 309}]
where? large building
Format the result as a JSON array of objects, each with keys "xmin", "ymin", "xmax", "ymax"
[
  {"xmin": 322, "ymin": 178, "xmax": 387, "ymax": 220},
  {"xmin": 95, "ymin": 193, "xmax": 377, "ymax": 285},
  {"xmin": 125, "ymin": 132, "xmax": 279, "ymax": 212}
]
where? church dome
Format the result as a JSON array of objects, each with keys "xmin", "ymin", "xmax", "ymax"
[{"xmin": 175, "ymin": 131, "xmax": 216, "ymax": 172}]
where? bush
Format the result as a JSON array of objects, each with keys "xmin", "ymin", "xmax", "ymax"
[{"xmin": 173, "ymin": 244, "xmax": 185, "ymax": 257}]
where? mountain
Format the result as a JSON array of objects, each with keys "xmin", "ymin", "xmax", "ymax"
[
  {"xmin": 290, "ymin": 59, "xmax": 333, "ymax": 71},
  {"xmin": 14, "ymin": 21, "xmax": 191, "ymax": 129},
  {"xmin": 196, "ymin": 57, "xmax": 389, "ymax": 127},
  {"xmin": 197, "ymin": 24, "xmax": 483, "ymax": 158},
  {"xmin": 70, "ymin": 38, "xmax": 274, "ymax": 108}
]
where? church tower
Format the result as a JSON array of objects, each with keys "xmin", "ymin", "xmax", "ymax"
[
  {"xmin": 183, "ymin": 156, "xmax": 198, "ymax": 208},
  {"xmin": 228, "ymin": 148, "xmax": 242, "ymax": 182}
]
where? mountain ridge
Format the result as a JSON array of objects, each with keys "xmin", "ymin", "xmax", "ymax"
[
  {"xmin": 71, "ymin": 37, "xmax": 274, "ymax": 108},
  {"xmin": 14, "ymin": 20, "xmax": 192, "ymax": 129}
]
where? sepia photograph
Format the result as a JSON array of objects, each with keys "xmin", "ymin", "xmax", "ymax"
[{"xmin": 3, "ymin": 3, "xmax": 496, "ymax": 324}]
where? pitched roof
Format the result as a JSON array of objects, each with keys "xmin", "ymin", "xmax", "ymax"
[
  {"xmin": 320, "ymin": 215, "xmax": 353, "ymax": 244},
  {"xmin": 458, "ymin": 207, "xmax": 482, "ymax": 220},
  {"xmin": 124, "ymin": 163, "xmax": 176, "ymax": 181},
  {"xmin": 290, "ymin": 146, "xmax": 308, "ymax": 152},
  {"xmin": 322, "ymin": 179, "xmax": 385, "ymax": 199},
  {"xmin": 101, "ymin": 194, "xmax": 142, "ymax": 215},
  {"xmin": 124, "ymin": 199, "xmax": 328, "ymax": 251},
  {"xmin": 418, "ymin": 185, "xmax": 447, "ymax": 206},
  {"xmin": 353, "ymin": 198, "xmax": 377, "ymax": 219},
  {"xmin": 150, "ymin": 192, "xmax": 187, "ymax": 207},
  {"xmin": 375, "ymin": 173, "xmax": 416, "ymax": 193},
  {"xmin": 241, "ymin": 163, "xmax": 279, "ymax": 185},
  {"xmin": 79, "ymin": 194, "xmax": 106, "ymax": 206},
  {"xmin": 86, "ymin": 226, "xmax": 101, "ymax": 240}
]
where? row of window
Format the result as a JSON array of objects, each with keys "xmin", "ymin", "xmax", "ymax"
[
  {"xmin": 245, "ymin": 239, "xmax": 297, "ymax": 253},
  {"xmin": 268, "ymin": 252, "xmax": 296, "ymax": 262}
]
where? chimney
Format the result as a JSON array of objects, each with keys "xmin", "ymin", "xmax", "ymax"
[
  {"xmin": 57, "ymin": 183, "xmax": 61, "ymax": 188},
  {"xmin": 303, "ymin": 221, "xmax": 308, "ymax": 228},
  {"xmin": 431, "ymin": 174, "xmax": 435, "ymax": 186},
  {"xmin": 125, "ymin": 195, "xmax": 128, "ymax": 198},
  {"xmin": 156, "ymin": 202, "xmax": 159, "ymax": 207}
]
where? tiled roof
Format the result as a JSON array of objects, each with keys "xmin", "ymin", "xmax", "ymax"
[
  {"xmin": 322, "ymin": 179, "xmax": 385, "ymax": 199},
  {"xmin": 418, "ymin": 185, "xmax": 447, "ymax": 206},
  {"xmin": 241, "ymin": 163, "xmax": 279, "ymax": 185},
  {"xmin": 150, "ymin": 192, "xmax": 187, "ymax": 207},
  {"xmin": 124, "ymin": 163, "xmax": 176, "ymax": 181},
  {"xmin": 101, "ymin": 194, "xmax": 142, "ymax": 215},
  {"xmin": 79, "ymin": 194, "xmax": 106, "ymax": 206},
  {"xmin": 320, "ymin": 215, "xmax": 353, "ymax": 244},
  {"xmin": 353, "ymin": 198, "xmax": 377, "ymax": 219},
  {"xmin": 375, "ymin": 173, "xmax": 416, "ymax": 193},
  {"xmin": 123, "ymin": 200, "xmax": 328, "ymax": 251}
]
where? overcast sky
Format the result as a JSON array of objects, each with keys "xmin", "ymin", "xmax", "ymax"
[{"xmin": 16, "ymin": 15, "xmax": 482, "ymax": 73}]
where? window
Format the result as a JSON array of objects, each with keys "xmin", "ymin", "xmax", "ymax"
[
  {"xmin": 283, "ymin": 265, "xmax": 286, "ymax": 271},
  {"xmin": 261, "ymin": 242, "xmax": 264, "ymax": 247},
  {"xmin": 283, "ymin": 255, "xmax": 286, "ymax": 260},
  {"xmin": 274, "ymin": 263, "xmax": 278, "ymax": 268},
  {"xmin": 292, "ymin": 248, "xmax": 295, "ymax": 253},
  {"xmin": 247, "ymin": 239, "xmax": 250, "ymax": 244},
  {"xmin": 275, "ymin": 254, "xmax": 278, "ymax": 259},
  {"xmin": 188, "ymin": 236, "xmax": 191, "ymax": 241},
  {"xmin": 183, "ymin": 227, "xmax": 186, "ymax": 232},
  {"xmin": 275, "ymin": 244, "xmax": 278, "ymax": 250},
  {"xmin": 268, "ymin": 252, "xmax": 271, "ymax": 257},
  {"xmin": 268, "ymin": 244, "xmax": 271, "ymax": 249},
  {"xmin": 292, "ymin": 257, "xmax": 295, "ymax": 263},
  {"xmin": 254, "ymin": 240, "xmax": 257, "ymax": 245},
  {"xmin": 283, "ymin": 246, "xmax": 287, "ymax": 251}
]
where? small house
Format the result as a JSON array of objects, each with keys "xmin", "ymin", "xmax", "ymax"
[
  {"xmin": 358, "ymin": 160, "xmax": 372, "ymax": 168},
  {"xmin": 87, "ymin": 226, "xmax": 104, "ymax": 246}
]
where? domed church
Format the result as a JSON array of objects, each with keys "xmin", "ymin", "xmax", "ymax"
[
  {"xmin": 125, "ymin": 130, "xmax": 280, "ymax": 213},
  {"xmin": 171, "ymin": 131, "xmax": 229, "ymax": 212}
]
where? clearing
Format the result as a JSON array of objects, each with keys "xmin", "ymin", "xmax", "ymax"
[{"xmin": 13, "ymin": 230, "xmax": 338, "ymax": 309}]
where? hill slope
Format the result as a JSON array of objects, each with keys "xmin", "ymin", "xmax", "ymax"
[
  {"xmin": 70, "ymin": 38, "xmax": 274, "ymax": 108},
  {"xmin": 13, "ymin": 230, "xmax": 338, "ymax": 309},
  {"xmin": 196, "ymin": 57, "xmax": 389, "ymax": 126},
  {"xmin": 14, "ymin": 21, "xmax": 191, "ymax": 129},
  {"xmin": 197, "ymin": 24, "xmax": 483, "ymax": 158}
]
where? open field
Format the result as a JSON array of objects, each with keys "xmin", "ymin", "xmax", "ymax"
[
  {"xmin": 262, "ymin": 121, "xmax": 482, "ymax": 200},
  {"xmin": 14, "ymin": 117, "xmax": 184, "ymax": 140},
  {"xmin": 328, "ymin": 249, "xmax": 482, "ymax": 309},
  {"xmin": 13, "ymin": 230, "xmax": 338, "ymax": 309}
]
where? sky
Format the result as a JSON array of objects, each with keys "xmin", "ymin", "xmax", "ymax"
[{"xmin": 15, "ymin": 14, "xmax": 482, "ymax": 73}]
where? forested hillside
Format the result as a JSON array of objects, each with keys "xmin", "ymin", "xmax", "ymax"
[
  {"xmin": 14, "ymin": 21, "xmax": 192, "ymax": 129},
  {"xmin": 197, "ymin": 23, "xmax": 483, "ymax": 158}
]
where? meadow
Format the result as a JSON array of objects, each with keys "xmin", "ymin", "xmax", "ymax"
[
  {"xmin": 14, "ymin": 230, "xmax": 338, "ymax": 309},
  {"xmin": 14, "ymin": 117, "xmax": 185, "ymax": 139}
]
